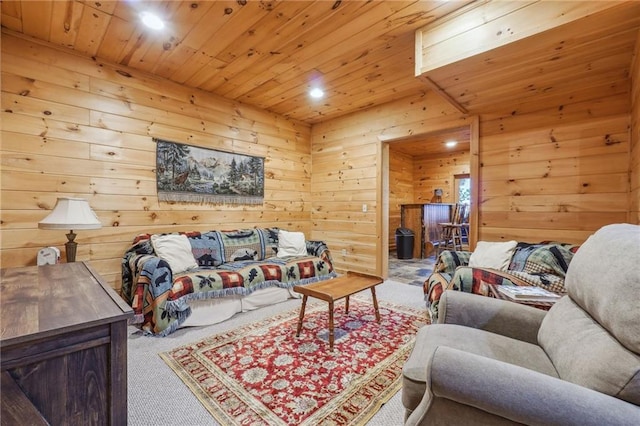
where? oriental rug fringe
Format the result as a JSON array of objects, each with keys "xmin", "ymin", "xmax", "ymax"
[{"xmin": 160, "ymin": 298, "xmax": 428, "ymax": 425}]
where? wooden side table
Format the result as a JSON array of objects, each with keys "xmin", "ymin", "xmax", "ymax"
[
  {"xmin": 482, "ymin": 283, "xmax": 558, "ymax": 311},
  {"xmin": 1, "ymin": 262, "xmax": 133, "ymax": 426},
  {"xmin": 293, "ymin": 272, "xmax": 383, "ymax": 351}
]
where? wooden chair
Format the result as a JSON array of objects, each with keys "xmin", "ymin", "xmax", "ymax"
[{"xmin": 436, "ymin": 203, "xmax": 469, "ymax": 255}]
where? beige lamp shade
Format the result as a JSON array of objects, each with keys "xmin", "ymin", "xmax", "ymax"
[
  {"xmin": 38, "ymin": 197, "xmax": 101, "ymax": 262},
  {"xmin": 38, "ymin": 197, "xmax": 102, "ymax": 230}
]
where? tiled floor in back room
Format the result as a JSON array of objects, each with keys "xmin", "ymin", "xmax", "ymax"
[{"xmin": 388, "ymin": 251, "xmax": 436, "ymax": 287}]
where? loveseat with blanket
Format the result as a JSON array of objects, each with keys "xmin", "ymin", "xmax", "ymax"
[
  {"xmin": 425, "ymin": 240, "xmax": 580, "ymax": 321},
  {"xmin": 121, "ymin": 228, "xmax": 336, "ymax": 336}
]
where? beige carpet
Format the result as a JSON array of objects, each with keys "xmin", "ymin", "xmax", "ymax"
[{"xmin": 127, "ymin": 280, "xmax": 427, "ymax": 425}]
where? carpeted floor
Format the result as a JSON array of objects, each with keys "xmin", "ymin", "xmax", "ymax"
[
  {"xmin": 388, "ymin": 251, "xmax": 436, "ymax": 287},
  {"xmin": 127, "ymin": 279, "xmax": 426, "ymax": 425}
]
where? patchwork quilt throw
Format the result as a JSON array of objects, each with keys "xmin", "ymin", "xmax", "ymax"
[{"xmin": 160, "ymin": 298, "xmax": 428, "ymax": 425}]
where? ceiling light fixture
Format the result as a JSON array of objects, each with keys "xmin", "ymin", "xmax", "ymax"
[
  {"xmin": 309, "ymin": 88, "xmax": 324, "ymax": 99},
  {"xmin": 445, "ymin": 140, "xmax": 458, "ymax": 148},
  {"xmin": 140, "ymin": 11, "xmax": 165, "ymax": 30}
]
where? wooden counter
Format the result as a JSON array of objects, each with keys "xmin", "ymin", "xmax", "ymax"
[
  {"xmin": 1, "ymin": 262, "xmax": 133, "ymax": 426},
  {"xmin": 400, "ymin": 203, "xmax": 454, "ymax": 258}
]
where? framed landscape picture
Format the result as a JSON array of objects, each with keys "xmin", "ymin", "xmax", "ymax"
[{"xmin": 155, "ymin": 138, "xmax": 264, "ymax": 205}]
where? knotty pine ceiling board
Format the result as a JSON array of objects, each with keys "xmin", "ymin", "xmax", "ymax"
[
  {"xmin": 4, "ymin": 0, "xmax": 637, "ymax": 131},
  {"xmin": 420, "ymin": 1, "xmax": 640, "ymax": 116},
  {"xmin": 1, "ymin": 0, "xmax": 474, "ymax": 125},
  {"xmin": 388, "ymin": 126, "xmax": 470, "ymax": 157}
]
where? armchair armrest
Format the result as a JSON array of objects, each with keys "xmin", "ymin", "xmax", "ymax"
[
  {"xmin": 406, "ymin": 346, "xmax": 640, "ymax": 426},
  {"xmin": 438, "ymin": 290, "xmax": 547, "ymax": 344}
]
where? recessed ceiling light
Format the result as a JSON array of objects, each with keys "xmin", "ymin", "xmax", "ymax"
[
  {"xmin": 140, "ymin": 11, "xmax": 165, "ymax": 30},
  {"xmin": 445, "ymin": 140, "xmax": 458, "ymax": 148},
  {"xmin": 309, "ymin": 88, "xmax": 324, "ymax": 99}
]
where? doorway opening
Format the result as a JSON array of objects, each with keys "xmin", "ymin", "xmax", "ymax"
[{"xmin": 380, "ymin": 118, "xmax": 479, "ymax": 279}]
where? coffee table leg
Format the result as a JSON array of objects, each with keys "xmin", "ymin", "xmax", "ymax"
[
  {"xmin": 371, "ymin": 287, "xmax": 381, "ymax": 323},
  {"xmin": 296, "ymin": 295, "xmax": 308, "ymax": 337},
  {"xmin": 345, "ymin": 295, "xmax": 350, "ymax": 314},
  {"xmin": 328, "ymin": 300, "xmax": 335, "ymax": 351}
]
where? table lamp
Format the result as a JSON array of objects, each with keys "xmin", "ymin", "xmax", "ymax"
[{"xmin": 38, "ymin": 197, "xmax": 102, "ymax": 262}]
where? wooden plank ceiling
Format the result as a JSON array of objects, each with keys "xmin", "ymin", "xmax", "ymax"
[
  {"xmin": 2, "ymin": 0, "xmax": 638, "ymax": 135},
  {"xmin": 0, "ymin": 0, "xmax": 473, "ymax": 125},
  {"xmin": 417, "ymin": 1, "xmax": 640, "ymax": 118},
  {"xmin": 389, "ymin": 126, "xmax": 470, "ymax": 156}
]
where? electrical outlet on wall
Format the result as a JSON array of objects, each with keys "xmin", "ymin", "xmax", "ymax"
[
  {"xmin": 362, "ymin": 204, "xmax": 367, "ymax": 212},
  {"xmin": 341, "ymin": 249, "xmax": 347, "ymax": 256}
]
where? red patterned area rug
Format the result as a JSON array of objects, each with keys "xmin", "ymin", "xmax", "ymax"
[{"xmin": 160, "ymin": 298, "xmax": 428, "ymax": 426}]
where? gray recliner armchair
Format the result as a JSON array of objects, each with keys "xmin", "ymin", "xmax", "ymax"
[{"xmin": 402, "ymin": 223, "xmax": 640, "ymax": 425}]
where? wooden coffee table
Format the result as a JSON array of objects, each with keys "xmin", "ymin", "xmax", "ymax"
[{"xmin": 293, "ymin": 272, "xmax": 383, "ymax": 351}]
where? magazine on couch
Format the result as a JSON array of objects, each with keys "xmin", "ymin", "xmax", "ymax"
[{"xmin": 497, "ymin": 285, "xmax": 562, "ymax": 302}]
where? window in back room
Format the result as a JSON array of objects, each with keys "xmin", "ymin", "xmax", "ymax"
[
  {"xmin": 455, "ymin": 174, "xmax": 470, "ymax": 205},
  {"xmin": 454, "ymin": 173, "xmax": 471, "ymax": 245}
]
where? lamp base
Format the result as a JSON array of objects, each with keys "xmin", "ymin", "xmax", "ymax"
[{"xmin": 65, "ymin": 231, "xmax": 77, "ymax": 262}]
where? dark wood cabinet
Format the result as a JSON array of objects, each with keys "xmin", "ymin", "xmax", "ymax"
[{"xmin": 1, "ymin": 262, "xmax": 133, "ymax": 426}]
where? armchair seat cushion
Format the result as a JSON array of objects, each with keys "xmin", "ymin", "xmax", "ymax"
[{"xmin": 402, "ymin": 323, "xmax": 558, "ymax": 413}]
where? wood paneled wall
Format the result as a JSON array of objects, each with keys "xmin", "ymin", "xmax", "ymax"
[
  {"xmin": 2, "ymin": 31, "xmax": 635, "ymax": 288},
  {"xmin": 630, "ymin": 29, "xmax": 640, "ymax": 225},
  {"xmin": 388, "ymin": 149, "xmax": 414, "ymax": 250},
  {"xmin": 478, "ymin": 90, "xmax": 631, "ymax": 244},
  {"xmin": 313, "ymin": 65, "xmax": 632, "ymax": 275},
  {"xmin": 413, "ymin": 151, "xmax": 470, "ymax": 203},
  {"xmin": 1, "ymin": 32, "xmax": 313, "ymax": 292},
  {"xmin": 311, "ymin": 92, "xmax": 470, "ymax": 275}
]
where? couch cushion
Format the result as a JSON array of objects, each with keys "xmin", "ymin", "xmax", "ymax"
[
  {"xmin": 563, "ymin": 223, "xmax": 640, "ymax": 354},
  {"xmin": 538, "ymin": 297, "xmax": 640, "ymax": 405},
  {"xmin": 468, "ymin": 240, "xmax": 517, "ymax": 270},
  {"xmin": 165, "ymin": 255, "xmax": 336, "ymax": 315},
  {"xmin": 508, "ymin": 241, "xmax": 577, "ymax": 275},
  {"xmin": 277, "ymin": 230, "xmax": 307, "ymax": 257},
  {"xmin": 507, "ymin": 241, "xmax": 578, "ymax": 293},
  {"xmin": 188, "ymin": 231, "xmax": 224, "ymax": 267},
  {"xmin": 150, "ymin": 234, "xmax": 199, "ymax": 274},
  {"xmin": 218, "ymin": 229, "xmax": 266, "ymax": 262},
  {"xmin": 402, "ymin": 324, "xmax": 557, "ymax": 412},
  {"xmin": 257, "ymin": 227, "xmax": 280, "ymax": 258}
]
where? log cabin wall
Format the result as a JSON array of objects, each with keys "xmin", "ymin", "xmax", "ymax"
[
  {"xmin": 478, "ymin": 90, "xmax": 631, "ymax": 244},
  {"xmin": 413, "ymin": 151, "xmax": 470, "ymax": 204},
  {"xmin": 313, "ymin": 66, "xmax": 633, "ymax": 276},
  {"xmin": 1, "ymin": 33, "xmax": 313, "ymax": 292},
  {"xmin": 310, "ymin": 92, "xmax": 470, "ymax": 275},
  {"xmin": 388, "ymin": 149, "xmax": 414, "ymax": 251},
  {"xmin": 631, "ymin": 30, "xmax": 640, "ymax": 225}
]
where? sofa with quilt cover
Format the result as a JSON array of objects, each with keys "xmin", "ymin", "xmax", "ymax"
[
  {"xmin": 121, "ymin": 227, "xmax": 336, "ymax": 336},
  {"xmin": 424, "ymin": 240, "xmax": 580, "ymax": 321}
]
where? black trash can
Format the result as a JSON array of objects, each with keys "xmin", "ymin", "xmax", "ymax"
[{"xmin": 395, "ymin": 228, "xmax": 414, "ymax": 259}]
